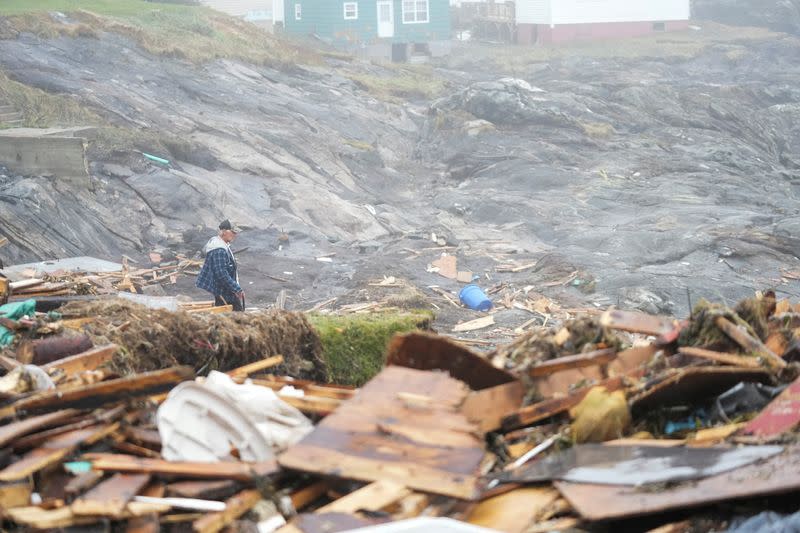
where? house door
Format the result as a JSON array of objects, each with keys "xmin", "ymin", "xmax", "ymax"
[{"xmin": 377, "ymin": 1, "xmax": 394, "ymax": 38}]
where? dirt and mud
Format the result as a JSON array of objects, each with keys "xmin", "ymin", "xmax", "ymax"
[{"xmin": 2, "ymin": 11, "xmax": 800, "ymax": 336}]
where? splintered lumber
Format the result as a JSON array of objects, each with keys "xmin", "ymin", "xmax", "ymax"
[
  {"xmin": 84, "ymin": 454, "xmax": 279, "ymax": 481},
  {"xmin": 280, "ymin": 394, "xmax": 342, "ymax": 416},
  {"xmin": 0, "ymin": 409, "xmax": 80, "ymax": 448},
  {"xmin": 42, "ymin": 344, "xmax": 117, "ymax": 375},
  {"xmin": 72, "ymin": 473, "xmax": 151, "ymax": 517},
  {"xmin": 317, "ymin": 481, "xmax": 411, "ymax": 514},
  {"xmin": 0, "ymin": 424, "xmax": 117, "ymax": 482},
  {"xmin": 386, "ymin": 332, "xmax": 516, "ymax": 390},
  {"xmin": 65, "ymin": 471, "xmax": 105, "ymax": 497},
  {"xmin": 290, "ymin": 481, "xmax": 332, "ymax": 511},
  {"xmin": 467, "ymin": 487, "xmax": 560, "ymax": 533},
  {"xmin": 16, "ymin": 334, "xmax": 93, "ymax": 365},
  {"xmin": 9, "ymin": 279, "xmax": 44, "ymax": 291},
  {"xmin": 12, "ymin": 406, "xmax": 125, "ymax": 451},
  {"xmin": 555, "ymin": 447, "xmax": 800, "ymax": 521},
  {"xmin": 0, "ymin": 478, "xmax": 33, "ymax": 509},
  {"xmin": 251, "ymin": 377, "xmax": 357, "ymax": 400},
  {"xmin": 6, "ymin": 506, "xmax": 99, "ymax": 529},
  {"xmin": 453, "ymin": 315, "xmax": 495, "ymax": 332},
  {"xmin": 528, "ymin": 349, "xmax": 616, "ymax": 377},
  {"xmin": 0, "ymin": 366, "xmax": 194, "ymax": 419},
  {"xmin": 186, "ymin": 305, "xmax": 233, "ymax": 314},
  {"xmin": 739, "ymin": 375, "xmax": 800, "ymax": 439},
  {"xmin": 600, "ymin": 309, "xmax": 675, "ymax": 336},
  {"xmin": 227, "ymin": 355, "xmax": 284, "ymax": 378},
  {"xmin": 166, "ymin": 480, "xmax": 239, "ymax": 500},
  {"xmin": 192, "ymin": 488, "xmax": 261, "ymax": 533},
  {"xmin": 714, "ymin": 316, "xmax": 786, "ymax": 369},
  {"xmin": 502, "ymin": 377, "xmax": 625, "ymax": 431},
  {"xmin": 678, "ymin": 347, "xmax": 761, "ymax": 368},
  {"xmin": 279, "ymin": 366, "xmax": 488, "ymax": 500},
  {"xmin": 126, "ymin": 483, "xmax": 166, "ymax": 533},
  {"xmin": 122, "ymin": 427, "xmax": 162, "ymax": 449},
  {"xmin": 462, "ymin": 381, "xmax": 525, "ymax": 433}
]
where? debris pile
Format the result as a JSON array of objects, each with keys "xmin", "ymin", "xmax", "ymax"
[{"xmin": 0, "ymin": 290, "xmax": 799, "ymax": 531}]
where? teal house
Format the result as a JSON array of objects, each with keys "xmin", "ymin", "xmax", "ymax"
[{"xmin": 282, "ymin": 0, "xmax": 451, "ymax": 60}]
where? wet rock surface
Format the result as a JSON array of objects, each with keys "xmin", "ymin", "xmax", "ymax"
[{"xmin": 1, "ymin": 23, "xmax": 800, "ymax": 326}]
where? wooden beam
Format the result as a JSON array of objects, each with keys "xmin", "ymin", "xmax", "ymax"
[
  {"xmin": 0, "ymin": 424, "xmax": 118, "ymax": 482},
  {"xmin": 192, "ymin": 489, "xmax": 261, "ymax": 533},
  {"xmin": 65, "ymin": 471, "xmax": 104, "ymax": 498},
  {"xmin": 714, "ymin": 317, "xmax": 786, "ymax": 369},
  {"xmin": 279, "ymin": 394, "xmax": 342, "ymax": 416},
  {"xmin": 186, "ymin": 305, "xmax": 232, "ymax": 314},
  {"xmin": 0, "ymin": 409, "xmax": 81, "ymax": 448},
  {"xmin": 527, "ymin": 349, "xmax": 616, "ymax": 377},
  {"xmin": 84, "ymin": 454, "xmax": 279, "ymax": 481},
  {"xmin": 42, "ymin": 344, "xmax": 117, "ymax": 375},
  {"xmin": 72, "ymin": 473, "xmax": 151, "ymax": 517},
  {"xmin": 0, "ymin": 366, "xmax": 194, "ymax": 420},
  {"xmin": 678, "ymin": 347, "xmax": 761, "ymax": 368},
  {"xmin": 317, "ymin": 480, "xmax": 411, "ymax": 514},
  {"xmin": 166, "ymin": 480, "xmax": 239, "ymax": 500},
  {"xmin": 290, "ymin": 481, "xmax": 331, "ymax": 511}
]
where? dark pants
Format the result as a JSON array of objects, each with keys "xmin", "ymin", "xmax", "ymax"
[{"xmin": 215, "ymin": 294, "xmax": 244, "ymax": 312}]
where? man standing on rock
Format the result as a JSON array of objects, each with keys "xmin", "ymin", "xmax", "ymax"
[{"xmin": 196, "ymin": 219, "xmax": 245, "ymax": 311}]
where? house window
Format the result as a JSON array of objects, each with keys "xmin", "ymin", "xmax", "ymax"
[
  {"xmin": 653, "ymin": 21, "xmax": 666, "ymax": 32},
  {"xmin": 344, "ymin": 2, "xmax": 358, "ymax": 19},
  {"xmin": 402, "ymin": 0, "xmax": 428, "ymax": 24},
  {"xmin": 294, "ymin": 3, "xmax": 302, "ymax": 20}
]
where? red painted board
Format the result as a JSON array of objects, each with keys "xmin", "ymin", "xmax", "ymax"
[{"xmin": 740, "ymin": 377, "xmax": 800, "ymax": 438}]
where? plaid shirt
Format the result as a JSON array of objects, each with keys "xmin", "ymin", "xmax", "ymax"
[{"xmin": 196, "ymin": 247, "xmax": 241, "ymax": 301}]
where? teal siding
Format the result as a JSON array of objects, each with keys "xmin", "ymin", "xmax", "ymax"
[{"xmin": 284, "ymin": 0, "xmax": 450, "ymax": 44}]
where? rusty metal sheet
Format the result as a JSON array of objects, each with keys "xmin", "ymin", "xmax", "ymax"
[
  {"xmin": 555, "ymin": 446, "xmax": 800, "ymax": 521},
  {"xmin": 630, "ymin": 367, "xmax": 771, "ymax": 413},
  {"xmin": 740, "ymin": 376, "xmax": 800, "ymax": 439},
  {"xmin": 386, "ymin": 332, "xmax": 516, "ymax": 390},
  {"xmin": 279, "ymin": 366, "xmax": 487, "ymax": 500}
]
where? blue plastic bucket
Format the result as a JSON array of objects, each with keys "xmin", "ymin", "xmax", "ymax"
[{"xmin": 459, "ymin": 284, "xmax": 492, "ymax": 312}]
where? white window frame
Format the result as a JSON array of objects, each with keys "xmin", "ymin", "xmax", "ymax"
[
  {"xmin": 343, "ymin": 2, "xmax": 358, "ymax": 20},
  {"xmin": 294, "ymin": 3, "xmax": 302, "ymax": 20},
  {"xmin": 402, "ymin": 0, "xmax": 428, "ymax": 24}
]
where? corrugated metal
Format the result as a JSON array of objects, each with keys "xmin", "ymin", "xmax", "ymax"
[
  {"xmin": 200, "ymin": 0, "xmax": 273, "ymax": 17},
  {"xmin": 550, "ymin": 0, "xmax": 689, "ymax": 24},
  {"xmin": 515, "ymin": 0, "xmax": 550, "ymax": 25}
]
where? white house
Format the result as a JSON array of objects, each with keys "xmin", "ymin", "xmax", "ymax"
[{"xmin": 515, "ymin": 0, "xmax": 690, "ymax": 44}]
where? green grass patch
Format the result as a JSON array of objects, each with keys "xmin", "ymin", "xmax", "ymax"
[
  {"xmin": 0, "ymin": 71, "xmax": 100, "ymax": 127},
  {"xmin": 309, "ymin": 310, "xmax": 434, "ymax": 386},
  {"xmin": 0, "ymin": 0, "xmax": 191, "ymax": 17}
]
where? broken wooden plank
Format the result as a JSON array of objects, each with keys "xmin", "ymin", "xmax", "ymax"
[
  {"xmin": 600, "ymin": 309, "xmax": 675, "ymax": 336},
  {"xmin": 555, "ymin": 447, "xmax": 800, "ymax": 521},
  {"xmin": 84, "ymin": 454, "xmax": 278, "ymax": 481},
  {"xmin": 192, "ymin": 488, "xmax": 261, "ymax": 533},
  {"xmin": 279, "ymin": 367, "xmax": 487, "ymax": 500},
  {"xmin": 453, "ymin": 315, "xmax": 495, "ymax": 332},
  {"xmin": 528, "ymin": 349, "xmax": 616, "ymax": 377},
  {"xmin": 5, "ymin": 506, "xmax": 99, "ymax": 529},
  {"xmin": 386, "ymin": 331, "xmax": 516, "ymax": 390},
  {"xmin": 280, "ymin": 394, "xmax": 342, "ymax": 416},
  {"xmin": 0, "ymin": 424, "xmax": 117, "ymax": 482},
  {"xmin": 122, "ymin": 426, "xmax": 162, "ymax": 449},
  {"xmin": 739, "ymin": 375, "xmax": 800, "ymax": 439},
  {"xmin": 186, "ymin": 305, "xmax": 233, "ymax": 314},
  {"xmin": 9, "ymin": 279, "xmax": 45, "ymax": 291},
  {"xmin": 317, "ymin": 481, "xmax": 411, "ymax": 514},
  {"xmin": 11, "ymin": 406, "xmax": 126, "ymax": 451},
  {"xmin": 227, "ymin": 355, "xmax": 284, "ymax": 378},
  {"xmin": 290, "ymin": 481, "xmax": 331, "ymax": 512},
  {"xmin": 467, "ymin": 487, "xmax": 560, "ymax": 533},
  {"xmin": 0, "ymin": 478, "xmax": 33, "ymax": 509},
  {"xmin": 250, "ymin": 378, "xmax": 356, "ymax": 400},
  {"xmin": 42, "ymin": 344, "xmax": 117, "ymax": 375},
  {"xmin": 689, "ymin": 423, "xmax": 744, "ymax": 447},
  {"xmin": 72, "ymin": 473, "xmax": 151, "ymax": 517},
  {"xmin": 714, "ymin": 316, "xmax": 786, "ymax": 369},
  {"xmin": 462, "ymin": 381, "xmax": 525, "ymax": 433},
  {"xmin": 0, "ymin": 409, "xmax": 80, "ymax": 448},
  {"xmin": 678, "ymin": 346, "xmax": 761, "ymax": 368},
  {"xmin": 65, "ymin": 471, "xmax": 104, "ymax": 498},
  {"xmin": 431, "ymin": 255, "xmax": 457, "ymax": 280},
  {"xmin": 167, "ymin": 480, "xmax": 240, "ymax": 501},
  {"xmin": 0, "ymin": 366, "xmax": 194, "ymax": 419}
]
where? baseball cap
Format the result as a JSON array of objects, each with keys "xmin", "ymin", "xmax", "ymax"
[{"xmin": 219, "ymin": 219, "xmax": 242, "ymax": 233}]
